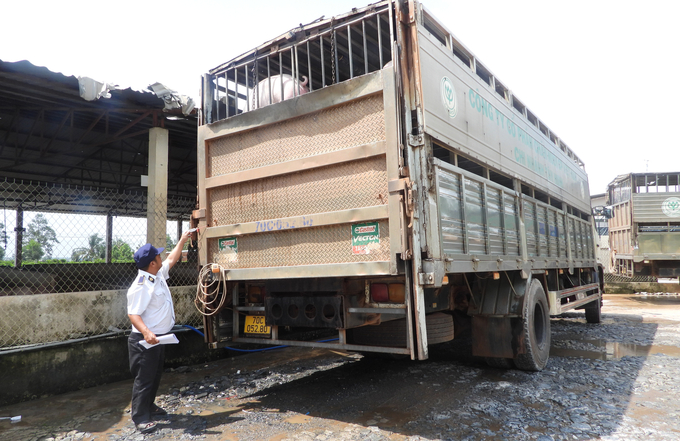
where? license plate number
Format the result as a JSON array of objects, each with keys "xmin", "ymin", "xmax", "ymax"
[{"xmin": 244, "ymin": 315, "xmax": 271, "ymax": 335}]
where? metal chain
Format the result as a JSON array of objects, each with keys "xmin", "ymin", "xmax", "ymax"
[{"xmin": 330, "ymin": 18, "xmax": 336, "ymax": 84}]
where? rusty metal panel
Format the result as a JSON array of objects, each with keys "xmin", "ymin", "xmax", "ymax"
[
  {"xmin": 207, "ymin": 94, "xmax": 386, "ymax": 177},
  {"xmin": 209, "ymin": 155, "xmax": 388, "ymax": 225},
  {"xmin": 208, "ymin": 220, "xmax": 391, "ymax": 269}
]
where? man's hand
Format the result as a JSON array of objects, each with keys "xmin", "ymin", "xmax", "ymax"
[
  {"xmin": 143, "ymin": 329, "xmax": 159, "ymax": 345},
  {"xmin": 166, "ymin": 227, "xmax": 199, "ymax": 268},
  {"xmin": 129, "ymin": 314, "xmax": 159, "ymax": 344}
]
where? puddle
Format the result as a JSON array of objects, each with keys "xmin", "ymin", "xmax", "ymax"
[
  {"xmin": 285, "ymin": 414, "xmax": 313, "ymax": 424},
  {"xmin": 606, "ymin": 294, "xmax": 680, "ymax": 308},
  {"xmin": 551, "ymin": 338, "xmax": 680, "ymax": 361}
]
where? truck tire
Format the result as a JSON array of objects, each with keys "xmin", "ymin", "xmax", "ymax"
[
  {"xmin": 351, "ymin": 312, "xmax": 454, "ymax": 347},
  {"xmin": 585, "ymin": 298, "xmax": 602, "ymax": 324},
  {"xmin": 514, "ymin": 280, "xmax": 550, "ymax": 371}
]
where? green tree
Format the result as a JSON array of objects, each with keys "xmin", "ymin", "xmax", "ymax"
[
  {"xmin": 24, "ymin": 239, "xmax": 45, "ymax": 261},
  {"xmin": 112, "ymin": 239, "xmax": 134, "ymax": 261},
  {"xmin": 24, "ymin": 214, "xmax": 59, "ymax": 259},
  {"xmin": 166, "ymin": 234, "xmax": 175, "ymax": 250},
  {"xmin": 71, "ymin": 234, "xmax": 106, "ymax": 262},
  {"xmin": 0, "ymin": 222, "xmax": 5, "ymax": 261}
]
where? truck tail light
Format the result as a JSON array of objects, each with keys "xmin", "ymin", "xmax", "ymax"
[
  {"xmin": 388, "ymin": 284, "xmax": 405, "ymax": 303},
  {"xmin": 248, "ymin": 286, "xmax": 262, "ymax": 303},
  {"xmin": 370, "ymin": 283, "xmax": 406, "ymax": 303},
  {"xmin": 370, "ymin": 283, "xmax": 389, "ymax": 302}
]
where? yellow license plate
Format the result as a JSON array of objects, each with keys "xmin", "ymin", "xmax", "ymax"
[{"xmin": 244, "ymin": 315, "xmax": 271, "ymax": 335}]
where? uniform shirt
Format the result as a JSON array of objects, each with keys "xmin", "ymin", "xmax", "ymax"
[{"xmin": 127, "ymin": 260, "xmax": 175, "ymax": 335}]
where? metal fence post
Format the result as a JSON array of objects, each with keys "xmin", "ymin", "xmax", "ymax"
[
  {"xmin": 14, "ymin": 207, "xmax": 23, "ymax": 268},
  {"xmin": 105, "ymin": 212, "xmax": 113, "ymax": 263}
]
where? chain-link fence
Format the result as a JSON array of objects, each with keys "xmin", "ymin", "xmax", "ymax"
[{"xmin": 0, "ymin": 178, "xmax": 203, "ymax": 350}]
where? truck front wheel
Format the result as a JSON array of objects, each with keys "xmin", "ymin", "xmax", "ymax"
[
  {"xmin": 585, "ymin": 298, "xmax": 602, "ymax": 324},
  {"xmin": 514, "ymin": 279, "xmax": 550, "ymax": 371}
]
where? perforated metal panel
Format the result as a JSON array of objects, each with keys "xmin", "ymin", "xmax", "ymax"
[
  {"xmin": 208, "ymin": 220, "xmax": 390, "ymax": 268},
  {"xmin": 208, "ymin": 94, "xmax": 386, "ymax": 176},
  {"xmin": 209, "ymin": 156, "xmax": 388, "ymax": 225}
]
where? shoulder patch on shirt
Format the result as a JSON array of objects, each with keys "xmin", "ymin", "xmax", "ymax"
[
  {"xmin": 137, "ymin": 275, "xmax": 145, "ymax": 285},
  {"xmin": 148, "ymin": 276, "xmax": 155, "ymax": 283}
]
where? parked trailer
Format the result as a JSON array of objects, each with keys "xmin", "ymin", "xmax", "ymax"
[
  {"xmin": 607, "ymin": 172, "xmax": 680, "ymax": 278},
  {"xmin": 193, "ymin": 0, "xmax": 602, "ymax": 371}
]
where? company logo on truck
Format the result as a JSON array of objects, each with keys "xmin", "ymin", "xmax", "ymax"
[
  {"xmin": 354, "ymin": 225, "xmax": 376, "ymax": 234},
  {"xmin": 440, "ymin": 76, "xmax": 457, "ymax": 118},
  {"xmin": 661, "ymin": 197, "xmax": 680, "ymax": 218},
  {"xmin": 352, "ymin": 222, "xmax": 380, "ymax": 255}
]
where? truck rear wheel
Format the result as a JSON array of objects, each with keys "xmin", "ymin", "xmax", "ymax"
[
  {"xmin": 514, "ymin": 280, "xmax": 550, "ymax": 371},
  {"xmin": 350, "ymin": 312, "xmax": 454, "ymax": 347},
  {"xmin": 585, "ymin": 298, "xmax": 602, "ymax": 324}
]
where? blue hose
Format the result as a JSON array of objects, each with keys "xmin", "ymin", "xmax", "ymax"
[
  {"xmin": 182, "ymin": 325, "xmax": 338, "ymax": 353},
  {"xmin": 182, "ymin": 324, "xmax": 205, "ymax": 337}
]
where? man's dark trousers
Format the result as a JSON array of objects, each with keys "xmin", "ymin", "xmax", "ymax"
[{"xmin": 128, "ymin": 332, "xmax": 165, "ymax": 424}]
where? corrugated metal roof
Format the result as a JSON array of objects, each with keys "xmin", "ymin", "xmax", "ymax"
[{"xmin": 0, "ymin": 59, "xmax": 198, "ymax": 202}]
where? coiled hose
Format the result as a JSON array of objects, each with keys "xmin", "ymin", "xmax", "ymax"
[{"xmin": 194, "ymin": 263, "xmax": 229, "ymax": 316}]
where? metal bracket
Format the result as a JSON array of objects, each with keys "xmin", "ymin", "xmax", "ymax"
[
  {"xmin": 408, "ymin": 133, "xmax": 424, "ymax": 147},
  {"xmin": 421, "ymin": 260, "xmax": 445, "ymax": 287},
  {"xmin": 418, "ymin": 272, "xmax": 435, "ymax": 285}
]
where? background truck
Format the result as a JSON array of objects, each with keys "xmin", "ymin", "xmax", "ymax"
[
  {"xmin": 193, "ymin": 0, "xmax": 602, "ymax": 371},
  {"xmin": 606, "ymin": 172, "xmax": 680, "ymax": 278}
]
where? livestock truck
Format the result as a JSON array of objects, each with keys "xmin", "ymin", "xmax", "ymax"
[
  {"xmin": 607, "ymin": 172, "xmax": 680, "ymax": 279},
  {"xmin": 192, "ymin": 0, "xmax": 602, "ymax": 371}
]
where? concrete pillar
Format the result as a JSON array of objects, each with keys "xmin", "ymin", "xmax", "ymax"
[{"xmin": 147, "ymin": 128, "xmax": 169, "ymax": 257}]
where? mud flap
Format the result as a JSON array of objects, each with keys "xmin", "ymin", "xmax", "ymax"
[{"xmin": 471, "ymin": 316, "xmax": 524, "ymax": 359}]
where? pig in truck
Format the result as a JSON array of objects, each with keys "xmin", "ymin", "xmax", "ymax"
[{"xmin": 193, "ymin": 0, "xmax": 603, "ymax": 371}]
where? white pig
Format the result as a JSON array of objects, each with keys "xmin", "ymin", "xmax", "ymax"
[{"xmin": 249, "ymin": 74, "xmax": 309, "ymax": 110}]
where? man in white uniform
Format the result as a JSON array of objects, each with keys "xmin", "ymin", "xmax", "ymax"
[{"xmin": 127, "ymin": 230, "xmax": 193, "ymax": 433}]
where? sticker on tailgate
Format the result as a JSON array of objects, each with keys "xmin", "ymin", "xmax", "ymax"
[
  {"xmin": 217, "ymin": 237, "xmax": 238, "ymax": 263},
  {"xmin": 352, "ymin": 222, "xmax": 380, "ymax": 255}
]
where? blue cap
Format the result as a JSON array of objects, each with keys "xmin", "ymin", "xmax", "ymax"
[{"xmin": 134, "ymin": 243, "xmax": 165, "ymax": 269}]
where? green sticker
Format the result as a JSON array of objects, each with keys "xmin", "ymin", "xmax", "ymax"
[
  {"xmin": 218, "ymin": 237, "xmax": 238, "ymax": 252},
  {"xmin": 352, "ymin": 222, "xmax": 380, "ymax": 255},
  {"xmin": 217, "ymin": 237, "xmax": 238, "ymax": 263}
]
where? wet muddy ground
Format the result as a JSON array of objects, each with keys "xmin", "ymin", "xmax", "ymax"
[{"xmin": 2, "ymin": 293, "xmax": 680, "ymax": 441}]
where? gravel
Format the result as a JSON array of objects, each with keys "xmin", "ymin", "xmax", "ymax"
[{"xmin": 7, "ymin": 295, "xmax": 680, "ymax": 441}]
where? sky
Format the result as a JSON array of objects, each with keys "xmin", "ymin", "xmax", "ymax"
[{"xmin": 1, "ymin": 0, "xmax": 679, "ymax": 196}]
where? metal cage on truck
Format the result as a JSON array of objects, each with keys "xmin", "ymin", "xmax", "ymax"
[{"xmin": 193, "ymin": 0, "xmax": 602, "ymax": 371}]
